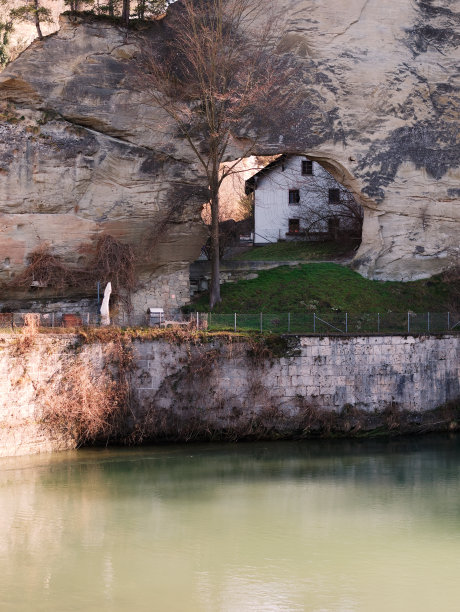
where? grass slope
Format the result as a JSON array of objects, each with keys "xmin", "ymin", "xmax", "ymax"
[
  {"xmin": 233, "ymin": 241, "xmax": 354, "ymax": 261},
  {"xmin": 192, "ymin": 263, "xmax": 452, "ymax": 313}
]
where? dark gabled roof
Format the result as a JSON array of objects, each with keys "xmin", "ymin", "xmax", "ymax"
[
  {"xmin": 245, "ymin": 154, "xmax": 289, "ymax": 194},
  {"xmin": 244, "ymin": 154, "xmax": 315, "ymax": 194}
]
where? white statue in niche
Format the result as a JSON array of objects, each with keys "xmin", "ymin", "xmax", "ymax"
[{"xmin": 100, "ymin": 282, "xmax": 112, "ymax": 326}]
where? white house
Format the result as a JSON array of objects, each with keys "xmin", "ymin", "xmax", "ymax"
[{"xmin": 245, "ymin": 154, "xmax": 361, "ymax": 245}]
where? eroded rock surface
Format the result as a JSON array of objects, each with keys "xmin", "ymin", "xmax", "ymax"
[
  {"xmin": 0, "ymin": 16, "xmax": 208, "ymax": 310},
  {"xmin": 264, "ymin": 0, "xmax": 459, "ymax": 280},
  {"xmin": 0, "ymin": 1, "xmax": 458, "ymax": 315}
]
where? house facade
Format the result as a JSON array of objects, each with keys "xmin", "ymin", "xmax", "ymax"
[{"xmin": 246, "ymin": 155, "xmax": 360, "ymax": 245}]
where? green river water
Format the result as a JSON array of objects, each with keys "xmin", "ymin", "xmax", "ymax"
[{"xmin": 1, "ymin": 437, "xmax": 460, "ymax": 612}]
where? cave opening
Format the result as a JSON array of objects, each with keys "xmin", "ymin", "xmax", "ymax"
[{"xmin": 200, "ymin": 153, "xmax": 363, "ymax": 262}]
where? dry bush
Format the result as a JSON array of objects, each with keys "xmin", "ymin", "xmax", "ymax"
[
  {"xmin": 8, "ymin": 244, "xmax": 80, "ymax": 291},
  {"xmin": 11, "ymin": 313, "xmax": 41, "ymax": 355},
  {"xmin": 90, "ymin": 234, "xmax": 136, "ymax": 296},
  {"xmin": 7, "ymin": 235, "xmax": 137, "ymax": 303},
  {"xmin": 38, "ymin": 339, "xmax": 134, "ymax": 446},
  {"xmin": 39, "ymin": 360, "xmax": 119, "ymax": 445},
  {"xmin": 298, "ymin": 403, "xmax": 337, "ymax": 436}
]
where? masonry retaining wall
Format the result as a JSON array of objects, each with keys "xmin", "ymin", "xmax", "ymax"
[{"xmin": 0, "ymin": 333, "xmax": 459, "ymax": 457}]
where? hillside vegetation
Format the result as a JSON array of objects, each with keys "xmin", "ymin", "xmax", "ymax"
[{"xmin": 191, "ymin": 263, "xmax": 455, "ymax": 314}]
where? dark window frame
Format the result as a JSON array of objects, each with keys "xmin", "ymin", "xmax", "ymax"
[
  {"xmin": 288, "ymin": 189, "xmax": 300, "ymax": 204},
  {"xmin": 288, "ymin": 218, "xmax": 301, "ymax": 234},
  {"xmin": 328, "ymin": 217, "xmax": 340, "ymax": 232},
  {"xmin": 301, "ymin": 160, "xmax": 313, "ymax": 176},
  {"xmin": 329, "ymin": 188, "xmax": 340, "ymax": 204}
]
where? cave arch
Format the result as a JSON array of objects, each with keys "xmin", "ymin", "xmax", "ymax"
[{"xmin": 215, "ymin": 151, "xmax": 373, "ymax": 258}]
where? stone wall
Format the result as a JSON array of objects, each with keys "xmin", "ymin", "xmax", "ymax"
[
  {"xmin": 0, "ymin": 335, "xmax": 77, "ymax": 456},
  {"xmin": 0, "ymin": 332, "xmax": 458, "ymax": 456},
  {"xmin": 190, "ymin": 260, "xmax": 299, "ymax": 294},
  {"xmin": 131, "ymin": 266, "xmax": 191, "ymax": 315},
  {"xmin": 132, "ymin": 335, "xmax": 459, "ymax": 415}
]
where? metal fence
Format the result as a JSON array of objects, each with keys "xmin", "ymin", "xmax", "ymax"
[
  {"xmin": 0, "ymin": 311, "xmax": 193, "ymax": 330},
  {"xmin": 0, "ymin": 311, "xmax": 458, "ymax": 336},
  {"xmin": 207, "ymin": 312, "xmax": 460, "ymax": 335}
]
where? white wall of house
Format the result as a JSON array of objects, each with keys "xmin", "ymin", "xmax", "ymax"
[{"xmin": 253, "ymin": 155, "xmax": 352, "ymax": 244}]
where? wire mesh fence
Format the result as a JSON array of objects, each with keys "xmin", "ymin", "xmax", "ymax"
[
  {"xmin": 0, "ymin": 311, "xmax": 458, "ymax": 335},
  {"xmin": 0, "ymin": 311, "xmax": 195, "ymax": 330},
  {"xmin": 207, "ymin": 312, "xmax": 460, "ymax": 335}
]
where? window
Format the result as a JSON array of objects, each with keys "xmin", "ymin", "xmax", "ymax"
[
  {"xmin": 289, "ymin": 189, "xmax": 300, "ymax": 204},
  {"xmin": 288, "ymin": 219, "xmax": 300, "ymax": 234},
  {"xmin": 301, "ymin": 160, "xmax": 313, "ymax": 175},
  {"xmin": 329, "ymin": 188, "xmax": 340, "ymax": 204},
  {"xmin": 328, "ymin": 217, "xmax": 340, "ymax": 235}
]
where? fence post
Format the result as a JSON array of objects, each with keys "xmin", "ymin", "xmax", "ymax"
[
  {"xmin": 313, "ymin": 312, "xmax": 316, "ymax": 334},
  {"xmin": 345, "ymin": 312, "xmax": 348, "ymax": 333},
  {"xmin": 288, "ymin": 312, "xmax": 291, "ymax": 333},
  {"xmin": 377, "ymin": 312, "xmax": 380, "ymax": 334},
  {"xmin": 51, "ymin": 312, "xmax": 55, "ymax": 328},
  {"xmin": 196, "ymin": 311, "xmax": 199, "ymax": 329},
  {"xmin": 427, "ymin": 312, "xmax": 430, "ymax": 333},
  {"xmin": 448, "ymin": 312, "xmax": 450, "ymax": 331},
  {"xmin": 260, "ymin": 312, "xmax": 263, "ymax": 333},
  {"xmin": 234, "ymin": 312, "xmax": 237, "ymax": 333},
  {"xmin": 407, "ymin": 312, "xmax": 410, "ymax": 334}
]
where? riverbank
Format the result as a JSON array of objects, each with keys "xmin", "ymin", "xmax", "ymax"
[{"xmin": 1, "ymin": 330, "xmax": 459, "ymax": 456}]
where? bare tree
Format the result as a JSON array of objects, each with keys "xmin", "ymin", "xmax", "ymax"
[
  {"xmin": 299, "ymin": 185, "xmax": 363, "ymax": 242},
  {"xmin": 137, "ymin": 0, "xmax": 291, "ymax": 309}
]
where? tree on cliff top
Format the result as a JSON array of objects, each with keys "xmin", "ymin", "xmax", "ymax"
[
  {"xmin": 138, "ymin": 0, "xmax": 291, "ymax": 309},
  {"xmin": 0, "ymin": 1, "xmax": 13, "ymax": 67},
  {"xmin": 62, "ymin": 0, "xmax": 168, "ymax": 26},
  {"xmin": 9, "ymin": 0, "xmax": 55, "ymax": 40}
]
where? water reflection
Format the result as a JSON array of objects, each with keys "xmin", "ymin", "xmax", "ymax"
[{"xmin": 1, "ymin": 437, "xmax": 460, "ymax": 611}]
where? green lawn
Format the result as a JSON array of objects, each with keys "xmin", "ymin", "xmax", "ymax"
[
  {"xmin": 191, "ymin": 263, "xmax": 453, "ymax": 314},
  {"xmin": 233, "ymin": 241, "xmax": 354, "ymax": 261}
]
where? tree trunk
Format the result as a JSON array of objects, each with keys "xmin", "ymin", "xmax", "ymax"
[
  {"xmin": 137, "ymin": 0, "xmax": 145, "ymax": 19},
  {"xmin": 34, "ymin": 0, "xmax": 43, "ymax": 40},
  {"xmin": 122, "ymin": 0, "xmax": 130, "ymax": 26},
  {"xmin": 209, "ymin": 175, "xmax": 221, "ymax": 310}
]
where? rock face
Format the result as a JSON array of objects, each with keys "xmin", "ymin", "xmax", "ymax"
[
  {"xmin": 0, "ymin": 16, "xmax": 208, "ymax": 312},
  {"xmin": 267, "ymin": 0, "xmax": 459, "ymax": 281},
  {"xmin": 0, "ymin": 2, "xmax": 458, "ymax": 314}
]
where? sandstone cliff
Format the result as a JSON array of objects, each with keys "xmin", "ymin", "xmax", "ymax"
[
  {"xmin": 0, "ymin": 1, "xmax": 458, "ymax": 313},
  {"xmin": 0, "ymin": 15, "xmax": 208, "ymax": 312}
]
